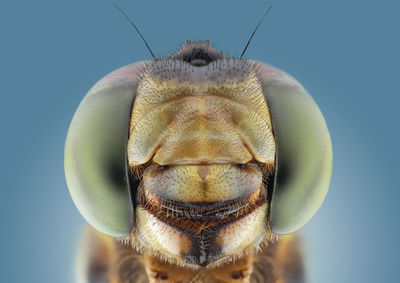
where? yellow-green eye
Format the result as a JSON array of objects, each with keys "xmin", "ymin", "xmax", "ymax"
[
  {"xmin": 64, "ymin": 62, "xmax": 148, "ymax": 237},
  {"xmin": 256, "ymin": 62, "xmax": 333, "ymax": 234}
]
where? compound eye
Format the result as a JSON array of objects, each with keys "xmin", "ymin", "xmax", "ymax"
[
  {"xmin": 257, "ymin": 62, "xmax": 333, "ymax": 234},
  {"xmin": 64, "ymin": 62, "xmax": 148, "ymax": 237}
]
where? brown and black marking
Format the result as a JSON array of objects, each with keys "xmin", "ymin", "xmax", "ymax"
[
  {"xmin": 136, "ymin": 175, "xmax": 268, "ymax": 266},
  {"xmin": 79, "ymin": 227, "xmax": 304, "ymax": 283}
]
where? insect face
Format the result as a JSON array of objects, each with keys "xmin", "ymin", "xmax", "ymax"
[{"xmin": 65, "ymin": 41, "xmax": 332, "ymax": 269}]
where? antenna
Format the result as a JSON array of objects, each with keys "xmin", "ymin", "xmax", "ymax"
[
  {"xmin": 114, "ymin": 3, "xmax": 156, "ymax": 60},
  {"xmin": 240, "ymin": 4, "xmax": 274, "ymax": 59}
]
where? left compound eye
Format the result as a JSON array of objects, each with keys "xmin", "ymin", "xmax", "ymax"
[{"xmin": 64, "ymin": 61, "xmax": 148, "ymax": 237}]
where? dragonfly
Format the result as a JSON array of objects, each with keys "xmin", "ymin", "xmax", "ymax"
[{"xmin": 64, "ymin": 5, "xmax": 332, "ymax": 283}]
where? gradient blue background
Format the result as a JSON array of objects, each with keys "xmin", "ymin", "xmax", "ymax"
[{"xmin": 1, "ymin": 0, "xmax": 399, "ymax": 282}]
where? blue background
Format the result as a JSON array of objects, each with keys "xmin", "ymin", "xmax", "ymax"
[{"xmin": 1, "ymin": 0, "xmax": 399, "ymax": 282}]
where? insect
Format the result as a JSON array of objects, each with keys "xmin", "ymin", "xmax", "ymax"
[{"xmin": 65, "ymin": 5, "xmax": 332, "ymax": 283}]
